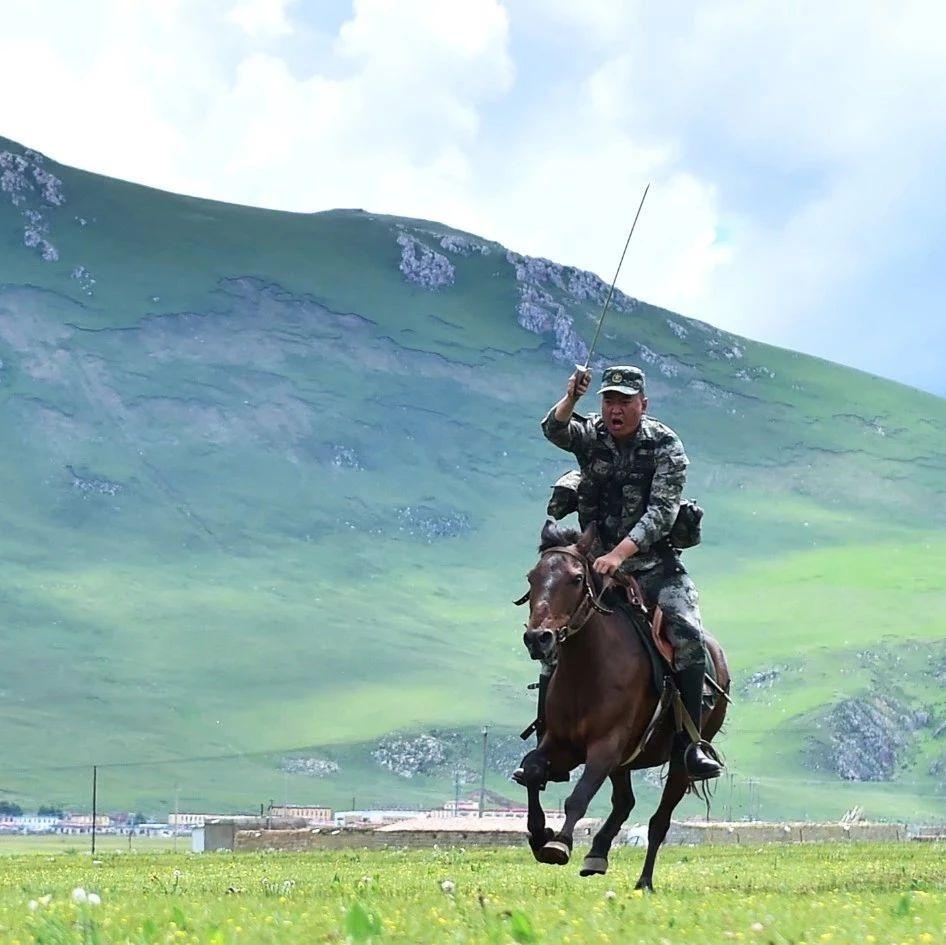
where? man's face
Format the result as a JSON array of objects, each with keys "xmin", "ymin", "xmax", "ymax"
[{"xmin": 601, "ymin": 391, "xmax": 646, "ymax": 439}]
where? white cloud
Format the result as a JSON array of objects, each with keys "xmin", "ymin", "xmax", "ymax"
[
  {"xmin": 227, "ymin": 0, "xmax": 295, "ymax": 38},
  {"xmin": 467, "ymin": 127, "xmax": 729, "ymax": 318},
  {"xmin": 528, "ymin": 2, "xmax": 946, "ymax": 389},
  {"xmin": 0, "ymin": 0, "xmax": 943, "ymax": 390},
  {"xmin": 0, "ymin": 0, "xmax": 512, "ymax": 213}
]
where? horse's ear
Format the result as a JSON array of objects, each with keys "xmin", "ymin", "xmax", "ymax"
[
  {"xmin": 540, "ymin": 517, "xmax": 557, "ymax": 548},
  {"xmin": 575, "ymin": 522, "xmax": 596, "ymax": 555}
]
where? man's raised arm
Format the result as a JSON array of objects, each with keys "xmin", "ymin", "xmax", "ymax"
[{"xmin": 541, "ymin": 370, "xmax": 592, "ymax": 454}]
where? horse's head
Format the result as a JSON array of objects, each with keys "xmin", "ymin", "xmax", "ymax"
[{"xmin": 517, "ymin": 521, "xmax": 599, "ymax": 661}]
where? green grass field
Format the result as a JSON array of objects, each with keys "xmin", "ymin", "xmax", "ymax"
[
  {"xmin": 3, "ymin": 845, "xmax": 946, "ymax": 944},
  {"xmin": 0, "ymin": 835, "xmax": 178, "ymax": 855},
  {"xmin": 1, "ymin": 135, "xmax": 946, "ymax": 819}
]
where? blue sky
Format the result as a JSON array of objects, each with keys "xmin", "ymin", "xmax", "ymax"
[{"xmin": 1, "ymin": 0, "xmax": 943, "ymax": 394}]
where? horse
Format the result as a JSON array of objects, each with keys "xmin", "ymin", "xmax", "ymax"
[{"xmin": 514, "ymin": 520, "xmax": 730, "ymax": 891}]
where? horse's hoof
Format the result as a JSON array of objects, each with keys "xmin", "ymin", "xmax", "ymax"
[
  {"xmin": 579, "ymin": 855, "xmax": 608, "ymax": 877},
  {"xmin": 537, "ymin": 840, "xmax": 571, "ymax": 866},
  {"xmin": 527, "ymin": 827, "xmax": 554, "ymax": 847},
  {"xmin": 634, "ymin": 878, "xmax": 654, "ymax": 893}
]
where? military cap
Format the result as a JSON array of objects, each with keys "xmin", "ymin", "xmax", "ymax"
[{"xmin": 597, "ymin": 365, "xmax": 645, "ymax": 396}]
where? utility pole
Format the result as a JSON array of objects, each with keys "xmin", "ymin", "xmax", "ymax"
[
  {"xmin": 91, "ymin": 766, "xmax": 97, "ymax": 856},
  {"xmin": 454, "ymin": 768, "xmax": 461, "ymax": 816},
  {"xmin": 173, "ymin": 784, "xmax": 180, "ymax": 852},
  {"xmin": 478, "ymin": 725, "xmax": 489, "ymax": 818},
  {"xmin": 747, "ymin": 778, "xmax": 759, "ymax": 821}
]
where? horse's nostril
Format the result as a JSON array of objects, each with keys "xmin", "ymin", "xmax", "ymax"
[{"xmin": 523, "ymin": 628, "xmax": 554, "ymax": 653}]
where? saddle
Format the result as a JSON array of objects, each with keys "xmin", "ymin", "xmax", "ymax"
[
  {"xmin": 614, "ymin": 573, "xmax": 674, "ymax": 663},
  {"xmin": 606, "ymin": 572, "xmax": 717, "ymax": 703}
]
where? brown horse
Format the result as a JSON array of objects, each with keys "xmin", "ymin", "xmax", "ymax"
[{"xmin": 515, "ymin": 520, "xmax": 730, "ymax": 891}]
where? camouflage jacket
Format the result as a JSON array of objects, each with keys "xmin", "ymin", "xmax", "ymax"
[{"xmin": 540, "ymin": 409, "xmax": 689, "ymax": 572}]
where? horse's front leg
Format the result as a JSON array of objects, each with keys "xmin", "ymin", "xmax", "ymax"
[
  {"xmin": 537, "ymin": 738, "xmax": 621, "ymax": 866},
  {"xmin": 525, "ymin": 781, "xmax": 553, "ymax": 860}
]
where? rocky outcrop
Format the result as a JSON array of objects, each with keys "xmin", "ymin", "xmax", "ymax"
[
  {"xmin": 66, "ymin": 465, "xmax": 122, "ymax": 497},
  {"xmin": 735, "ymin": 366, "xmax": 776, "ymax": 382},
  {"xmin": 1, "ymin": 148, "xmax": 64, "ymax": 262},
  {"xmin": 825, "ymin": 696, "xmax": 930, "ymax": 781},
  {"xmin": 505, "ymin": 250, "xmax": 644, "ymax": 365},
  {"xmin": 507, "ymin": 254, "xmax": 586, "ymax": 365},
  {"xmin": 515, "ymin": 282, "xmax": 588, "ymax": 365},
  {"xmin": 396, "ymin": 233, "xmax": 455, "ymax": 290},
  {"xmin": 687, "ymin": 378, "xmax": 734, "ymax": 405},
  {"xmin": 741, "ymin": 666, "xmax": 783, "ymax": 695},
  {"xmin": 331, "ymin": 444, "xmax": 364, "ymax": 470},
  {"xmin": 666, "ymin": 319, "xmax": 688, "ymax": 340},
  {"xmin": 70, "ymin": 265, "xmax": 96, "ymax": 297},
  {"xmin": 636, "ymin": 343, "xmax": 681, "ymax": 378},
  {"xmin": 395, "ymin": 505, "xmax": 472, "ymax": 542},
  {"xmin": 705, "ymin": 337, "xmax": 744, "ymax": 360},
  {"xmin": 372, "ymin": 733, "xmax": 447, "ymax": 778},
  {"xmin": 439, "ymin": 234, "xmax": 490, "ymax": 256},
  {"xmin": 370, "ymin": 728, "xmax": 527, "ymax": 780},
  {"xmin": 279, "ymin": 757, "xmax": 339, "ymax": 777}
]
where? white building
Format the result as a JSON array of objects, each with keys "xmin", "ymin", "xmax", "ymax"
[
  {"xmin": 269, "ymin": 805, "xmax": 332, "ymax": 823},
  {"xmin": 168, "ymin": 813, "xmax": 230, "ymax": 828},
  {"xmin": 333, "ymin": 809, "xmax": 427, "ymax": 827},
  {"xmin": 1, "ymin": 815, "xmax": 60, "ymax": 833}
]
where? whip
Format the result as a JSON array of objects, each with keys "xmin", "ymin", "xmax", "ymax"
[{"xmin": 578, "ymin": 182, "xmax": 650, "ymax": 375}]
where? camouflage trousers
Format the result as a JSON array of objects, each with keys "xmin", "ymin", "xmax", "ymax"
[{"xmin": 631, "ymin": 566, "xmax": 706, "ymax": 672}]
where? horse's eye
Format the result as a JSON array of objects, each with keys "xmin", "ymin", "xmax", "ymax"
[{"xmin": 570, "ymin": 574, "xmax": 582, "ymax": 585}]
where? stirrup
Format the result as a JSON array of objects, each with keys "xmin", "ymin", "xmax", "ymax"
[{"xmin": 682, "ymin": 740, "xmax": 723, "ymax": 781}]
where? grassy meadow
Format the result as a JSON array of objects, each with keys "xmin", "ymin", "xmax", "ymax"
[
  {"xmin": 1, "ymin": 136, "xmax": 945, "ymax": 819},
  {"xmin": 3, "ymin": 845, "xmax": 946, "ymax": 944}
]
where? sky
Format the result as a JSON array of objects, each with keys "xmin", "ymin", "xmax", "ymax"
[{"xmin": 1, "ymin": 0, "xmax": 943, "ymax": 395}]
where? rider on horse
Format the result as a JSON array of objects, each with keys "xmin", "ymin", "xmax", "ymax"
[{"xmin": 534, "ymin": 364, "xmax": 723, "ymax": 782}]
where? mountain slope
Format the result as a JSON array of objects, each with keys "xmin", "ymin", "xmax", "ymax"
[{"xmin": 1, "ymin": 137, "xmax": 945, "ymax": 820}]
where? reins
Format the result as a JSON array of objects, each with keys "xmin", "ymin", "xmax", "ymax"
[{"xmin": 514, "ymin": 546, "xmax": 614, "ymax": 645}]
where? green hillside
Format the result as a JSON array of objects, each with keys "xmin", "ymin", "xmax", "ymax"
[{"xmin": 1, "ymin": 137, "xmax": 945, "ymax": 822}]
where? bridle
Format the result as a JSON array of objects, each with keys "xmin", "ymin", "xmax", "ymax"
[{"xmin": 513, "ymin": 545, "xmax": 613, "ymax": 645}]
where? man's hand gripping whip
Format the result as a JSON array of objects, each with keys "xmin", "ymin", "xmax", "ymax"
[{"xmin": 577, "ymin": 183, "xmax": 650, "ymax": 377}]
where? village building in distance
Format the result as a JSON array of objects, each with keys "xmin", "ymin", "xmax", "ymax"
[{"xmin": 0, "ymin": 790, "xmax": 528, "ymax": 837}]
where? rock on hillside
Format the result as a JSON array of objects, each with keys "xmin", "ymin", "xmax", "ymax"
[{"xmin": 811, "ymin": 695, "xmax": 931, "ymax": 781}]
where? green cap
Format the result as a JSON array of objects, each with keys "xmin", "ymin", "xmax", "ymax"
[{"xmin": 597, "ymin": 365, "xmax": 645, "ymax": 396}]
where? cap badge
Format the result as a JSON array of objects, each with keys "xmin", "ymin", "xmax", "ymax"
[{"xmin": 611, "ymin": 372, "xmax": 623, "ymax": 383}]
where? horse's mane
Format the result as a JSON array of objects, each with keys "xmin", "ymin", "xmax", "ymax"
[{"xmin": 538, "ymin": 521, "xmax": 581, "ymax": 552}]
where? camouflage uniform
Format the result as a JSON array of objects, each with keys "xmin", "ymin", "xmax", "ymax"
[{"xmin": 540, "ymin": 407, "xmax": 706, "ymax": 672}]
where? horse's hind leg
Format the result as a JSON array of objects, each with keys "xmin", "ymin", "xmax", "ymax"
[
  {"xmin": 580, "ymin": 769, "xmax": 635, "ymax": 877},
  {"xmin": 635, "ymin": 764, "xmax": 688, "ymax": 892}
]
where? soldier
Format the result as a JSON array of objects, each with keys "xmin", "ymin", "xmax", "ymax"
[{"xmin": 538, "ymin": 365, "xmax": 722, "ymax": 781}]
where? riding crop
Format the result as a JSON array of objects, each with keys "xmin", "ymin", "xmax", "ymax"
[{"xmin": 577, "ymin": 182, "xmax": 650, "ymax": 376}]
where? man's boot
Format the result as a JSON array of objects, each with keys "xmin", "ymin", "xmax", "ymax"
[{"xmin": 673, "ymin": 663, "xmax": 723, "ymax": 781}]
